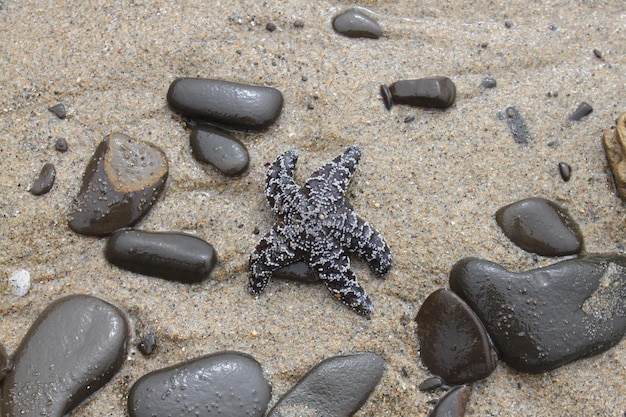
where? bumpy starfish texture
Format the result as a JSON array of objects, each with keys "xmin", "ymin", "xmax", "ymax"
[{"xmin": 249, "ymin": 145, "xmax": 392, "ymax": 315}]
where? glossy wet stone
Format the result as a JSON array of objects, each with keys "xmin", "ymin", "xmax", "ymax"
[
  {"xmin": 190, "ymin": 126, "xmax": 249, "ymax": 176},
  {"xmin": 381, "ymin": 76, "xmax": 456, "ymax": 110},
  {"xmin": 602, "ymin": 112, "xmax": 626, "ymax": 201},
  {"xmin": 495, "ymin": 197, "xmax": 584, "ymax": 256},
  {"xmin": 137, "ymin": 332, "xmax": 156, "ymax": 356},
  {"xmin": 106, "ymin": 229, "xmax": 217, "ymax": 284},
  {"xmin": 449, "ymin": 254, "xmax": 626, "ymax": 373},
  {"xmin": 29, "ymin": 162, "xmax": 55, "ymax": 195},
  {"xmin": 1, "ymin": 294, "xmax": 128, "ymax": 417},
  {"xmin": 273, "ymin": 260, "xmax": 319, "ymax": 283},
  {"xmin": 429, "ymin": 385, "xmax": 472, "ymax": 417},
  {"xmin": 267, "ymin": 352, "xmax": 385, "ymax": 417},
  {"xmin": 481, "ymin": 76, "xmax": 497, "ymax": 88},
  {"xmin": 55, "ymin": 137, "xmax": 68, "ymax": 152},
  {"xmin": 559, "ymin": 162, "xmax": 572, "ymax": 181},
  {"xmin": 418, "ymin": 376, "xmax": 444, "ymax": 392},
  {"xmin": 68, "ymin": 132, "xmax": 168, "ymax": 236},
  {"xmin": 501, "ymin": 106, "xmax": 532, "ymax": 144},
  {"xmin": 47, "ymin": 103, "xmax": 66, "ymax": 119},
  {"xmin": 568, "ymin": 102, "xmax": 593, "ymax": 121},
  {"xmin": 167, "ymin": 78, "xmax": 284, "ymax": 130},
  {"xmin": 415, "ymin": 289, "xmax": 498, "ymax": 384},
  {"xmin": 332, "ymin": 9, "xmax": 382, "ymax": 39},
  {"xmin": 128, "ymin": 351, "xmax": 271, "ymax": 417}
]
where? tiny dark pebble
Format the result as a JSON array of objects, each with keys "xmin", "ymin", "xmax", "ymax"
[
  {"xmin": 29, "ymin": 162, "xmax": 55, "ymax": 195},
  {"xmin": 55, "ymin": 137, "xmax": 68, "ymax": 152},
  {"xmin": 549, "ymin": 24, "xmax": 557, "ymax": 31},
  {"xmin": 332, "ymin": 9, "xmax": 382, "ymax": 39},
  {"xmin": 404, "ymin": 116, "xmax": 415, "ymax": 123},
  {"xmin": 429, "ymin": 385, "xmax": 472, "ymax": 417},
  {"xmin": 106, "ymin": 229, "xmax": 217, "ymax": 284},
  {"xmin": 266, "ymin": 22, "xmax": 276, "ymax": 31},
  {"xmin": 301, "ymin": 76, "xmax": 308, "ymax": 82},
  {"xmin": 504, "ymin": 21, "xmax": 512, "ymax": 28},
  {"xmin": 190, "ymin": 125, "xmax": 250, "ymax": 176},
  {"xmin": 558, "ymin": 162, "xmax": 572, "ymax": 181},
  {"xmin": 382, "ymin": 77, "xmax": 456, "ymax": 110},
  {"xmin": 293, "ymin": 19, "xmax": 305, "ymax": 28},
  {"xmin": 418, "ymin": 376, "xmax": 444, "ymax": 392},
  {"xmin": 137, "ymin": 332, "xmax": 156, "ymax": 356},
  {"xmin": 501, "ymin": 106, "xmax": 533, "ymax": 144},
  {"xmin": 481, "ymin": 76, "xmax": 497, "ymax": 88},
  {"xmin": 593, "ymin": 48, "xmax": 602, "ymax": 58},
  {"xmin": 47, "ymin": 103, "xmax": 66, "ymax": 119},
  {"xmin": 568, "ymin": 102, "xmax": 593, "ymax": 121}
]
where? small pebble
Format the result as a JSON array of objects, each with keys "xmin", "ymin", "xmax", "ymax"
[
  {"xmin": 568, "ymin": 102, "xmax": 593, "ymax": 121},
  {"xmin": 404, "ymin": 116, "xmax": 415, "ymax": 123},
  {"xmin": 593, "ymin": 48, "xmax": 602, "ymax": 58},
  {"xmin": 267, "ymin": 352, "xmax": 385, "ymax": 417},
  {"xmin": 500, "ymin": 106, "xmax": 533, "ymax": 144},
  {"xmin": 106, "ymin": 229, "xmax": 217, "ymax": 284},
  {"xmin": 1, "ymin": 295, "xmax": 128, "ymax": 417},
  {"xmin": 28, "ymin": 162, "xmax": 55, "ymax": 195},
  {"xmin": 68, "ymin": 132, "xmax": 168, "ymax": 236},
  {"xmin": 128, "ymin": 351, "xmax": 271, "ymax": 417},
  {"xmin": 266, "ymin": 22, "xmax": 276, "ymax": 31},
  {"xmin": 481, "ymin": 76, "xmax": 497, "ymax": 88},
  {"xmin": 54, "ymin": 137, "xmax": 68, "ymax": 152},
  {"xmin": 293, "ymin": 19, "xmax": 305, "ymax": 28},
  {"xmin": 167, "ymin": 78, "xmax": 284, "ymax": 130},
  {"xmin": 603, "ymin": 112, "xmax": 626, "ymax": 201},
  {"xmin": 381, "ymin": 77, "xmax": 456, "ymax": 110},
  {"xmin": 47, "ymin": 103, "xmax": 66, "ymax": 119},
  {"xmin": 495, "ymin": 197, "xmax": 584, "ymax": 256},
  {"xmin": 190, "ymin": 125, "xmax": 250, "ymax": 176},
  {"xmin": 137, "ymin": 332, "xmax": 156, "ymax": 356},
  {"xmin": 504, "ymin": 21, "xmax": 512, "ymax": 28},
  {"xmin": 7, "ymin": 269, "xmax": 31, "ymax": 297},
  {"xmin": 429, "ymin": 385, "xmax": 472, "ymax": 417},
  {"xmin": 332, "ymin": 9, "xmax": 382, "ymax": 39},
  {"xmin": 415, "ymin": 289, "xmax": 498, "ymax": 384},
  {"xmin": 558, "ymin": 162, "xmax": 571, "ymax": 182},
  {"xmin": 450, "ymin": 254, "xmax": 626, "ymax": 373},
  {"xmin": 418, "ymin": 376, "xmax": 444, "ymax": 392}
]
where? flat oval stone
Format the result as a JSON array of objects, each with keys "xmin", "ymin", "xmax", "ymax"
[
  {"xmin": 105, "ymin": 229, "xmax": 217, "ymax": 283},
  {"xmin": 267, "ymin": 352, "xmax": 385, "ymax": 417},
  {"xmin": 495, "ymin": 197, "xmax": 584, "ymax": 256},
  {"xmin": 29, "ymin": 162, "xmax": 55, "ymax": 195},
  {"xmin": 190, "ymin": 126, "xmax": 249, "ymax": 176},
  {"xmin": 68, "ymin": 132, "xmax": 168, "ymax": 236},
  {"xmin": 1, "ymin": 295, "xmax": 128, "ymax": 417},
  {"xmin": 128, "ymin": 351, "xmax": 271, "ymax": 417},
  {"xmin": 167, "ymin": 78, "xmax": 284, "ymax": 130},
  {"xmin": 449, "ymin": 255, "xmax": 626, "ymax": 373},
  {"xmin": 415, "ymin": 289, "xmax": 498, "ymax": 384},
  {"xmin": 429, "ymin": 385, "xmax": 472, "ymax": 417},
  {"xmin": 383, "ymin": 77, "xmax": 456, "ymax": 109},
  {"xmin": 332, "ymin": 9, "xmax": 382, "ymax": 39}
]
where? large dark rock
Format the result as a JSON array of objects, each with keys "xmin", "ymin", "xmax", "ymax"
[{"xmin": 449, "ymin": 255, "xmax": 626, "ymax": 373}]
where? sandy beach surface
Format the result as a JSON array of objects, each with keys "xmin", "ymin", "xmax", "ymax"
[{"xmin": 1, "ymin": 1, "xmax": 625, "ymax": 416}]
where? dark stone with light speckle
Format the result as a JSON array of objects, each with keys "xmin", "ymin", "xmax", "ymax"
[{"xmin": 500, "ymin": 106, "xmax": 533, "ymax": 144}]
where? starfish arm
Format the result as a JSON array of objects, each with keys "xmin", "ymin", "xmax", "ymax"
[
  {"xmin": 249, "ymin": 225, "xmax": 305, "ymax": 294},
  {"xmin": 304, "ymin": 145, "xmax": 361, "ymax": 206},
  {"xmin": 266, "ymin": 149, "xmax": 303, "ymax": 215},
  {"xmin": 309, "ymin": 241, "xmax": 373, "ymax": 315}
]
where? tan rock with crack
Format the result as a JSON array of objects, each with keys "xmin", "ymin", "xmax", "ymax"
[{"xmin": 603, "ymin": 112, "xmax": 626, "ymax": 201}]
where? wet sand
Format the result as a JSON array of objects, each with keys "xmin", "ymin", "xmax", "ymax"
[{"xmin": 1, "ymin": 1, "xmax": 625, "ymax": 416}]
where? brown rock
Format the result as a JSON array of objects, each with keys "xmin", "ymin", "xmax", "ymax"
[{"xmin": 603, "ymin": 112, "xmax": 626, "ymax": 201}]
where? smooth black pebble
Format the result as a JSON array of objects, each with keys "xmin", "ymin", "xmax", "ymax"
[
  {"xmin": 48, "ymin": 103, "xmax": 66, "ymax": 119},
  {"xmin": 0, "ymin": 295, "xmax": 128, "ymax": 417},
  {"xmin": 495, "ymin": 197, "xmax": 584, "ymax": 256},
  {"xmin": 190, "ymin": 126, "xmax": 249, "ymax": 176},
  {"xmin": 128, "ymin": 351, "xmax": 271, "ymax": 417},
  {"xmin": 55, "ymin": 138, "xmax": 68, "ymax": 152},
  {"xmin": 429, "ymin": 385, "xmax": 472, "ymax": 417},
  {"xmin": 137, "ymin": 332, "xmax": 156, "ymax": 356},
  {"xmin": 381, "ymin": 76, "xmax": 456, "ymax": 110},
  {"xmin": 558, "ymin": 162, "xmax": 571, "ymax": 182},
  {"xmin": 273, "ymin": 260, "xmax": 319, "ymax": 283},
  {"xmin": 568, "ymin": 102, "xmax": 593, "ymax": 121},
  {"xmin": 418, "ymin": 376, "xmax": 444, "ymax": 392},
  {"xmin": 68, "ymin": 132, "xmax": 168, "ymax": 236},
  {"xmin": 267, "ymin": 352, "xmax": 385, "ymax": 417},
  {"xmin": 167, "ymin": 78, "xmax": 283, "ymax": 130},
  {"xmin": 332, "ymin": 9, "xmax": 382, "ymax": 39},
  {"xmin": 481, "ymin": 76, "xmax": 497, "ymax": 88},
  {"xmin": 501, "ymin": 106, "xmax": 532, "ymax": 144},
  {"xmin": 106, "ymin": 229, "xmax": 217, "ymax": 284},
  {"xmin": 415, "ymin": 289, "xmax": 498, "ymax": 384},
  {"xmin": 29, "ymin": 162, "xmax": 55, "ymax": 195},
  {"xmin": 449, "ymin": 254, "xmax": 626, "ymax": 373}
]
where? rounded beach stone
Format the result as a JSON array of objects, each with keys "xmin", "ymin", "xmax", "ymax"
[
  {"xmin": 267, "ymin": 352, "xmax": 385, "ymax": 417},
  {"xmin": 0, "ymin": 295, "xmax": 128, "ymax": 417},
  {"xmin": 495, "ymin": 197, "xmax": 584, "ymax": 256},
  {"xmin": 29, "ymin": 162, "xmax": 55, "ymax": 195},
  {"xmin": 383, "ymin": 77, "xmax": 456, "ymax": 109},
  {"xmin": 415, "ymin": 289, "xmax": 498, "ymax": 384},
  {"xmin": 190, "ymin": 126, "xmax": 249, "ymax": 176},
  {"xmin": 449, "ymin": 254, "xmax": 626, "ymax": 373},
  {"xmin": 332, "ymin": 9, "xmax": 382, "ymax": 39},
  {"xmin": 429, "ymin": 385, "xmax": 472, "ymax": 417},
  {"xmin": 167, "ymin": 78, "xmax": 284, "ymax": 130},
  {"xmin": 55, "ymin": 138, "xmax": 68, "ymax": 152},
  {"xmin": 602, "ymin": 111, "xmax": 626, "ymax": 201},
  {"xmin": 128, "ymin": 351, "xmax": 271, "ymax": 417},
  {"xmin": 105, "ymin": 229, "xmax": 217, "ymax": 283},
  {"xmin": 137, "ymin": 332, "xmax": 156, "ymax": 356},
  {"xmin": 68, "ymin": 132, "xmax": 168, "ymax": 236},
  {"xmin": 558, "ymin": 162, "xmax": 572, "ymax": 182}
]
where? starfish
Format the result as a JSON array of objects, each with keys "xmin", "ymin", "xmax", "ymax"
[{"xmin": 249, "ymin": 145, "xmax": 392, "ymax": 315}]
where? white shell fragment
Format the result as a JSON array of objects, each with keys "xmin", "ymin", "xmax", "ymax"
[{"xmin": 8, "ymin": 269, "xmax": 31, "ymax": 297}]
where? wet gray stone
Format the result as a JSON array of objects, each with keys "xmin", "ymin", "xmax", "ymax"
[
  {"xmin": 481, "ymin": 77, "xmax": 497, "ymax": 88},
  {"xmin": 418, "ymin": 376, "xmax": 444, "ymax": 392},
  {"xmin": 137, "ymin": 332, "xmax": 156, "ymax": 356},
  {"xmin": 267, "ymin": 352, "xmax": 385, "ymax": 417},
  {"xmin": 0, "ymin": 295, "xmax": 128, "ymax": 417},
  {"xmin": 429, "ymin": 385, "xmax": 472, "ymax": 417},
  {"xmin": 449, "ymin": 254, "xmax": 626, "ymax": 373},
  {"xmin": 29, "ymin": 162, "xmax": 55, "ymax": 195},
  {"xmin": 381, "ymin": 77, "xmax": 456, "ymax": 110},
  {"xmin": 190, "ymin": 126, "xmax": 249, "ymax": 176},
  {"xmin": 332, "ymin": 9, "xmax": 382, "ymax": 39},
  {"xmin": 558, "ymin": 162, "xmax": 571, "ymax": 182},
  {"xmin": 47, "ymin": 103, "xmax": 66, "ymax": 119},
  {"xmin": 495, "ymin": 197, "xmax": 584, "ymax": 256},
  {"xmin": 568, "ymin": 102, "xmax": 593, "ymax": 121},
  {"xmin": 128, "ymin": 351, "xmax": 271, "ymax": 417}
]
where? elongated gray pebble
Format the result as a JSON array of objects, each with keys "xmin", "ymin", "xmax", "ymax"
[
  {"xmin": 29, "ymin": 162, "xmax": 55, "ymax": 195},
  {"xmin": 106, "ymin": 229, "xmax": 217, "ymax": 283},
  {"xmin": 0, "ymin": 295, "xmax": 128, "ymax": 417},
  {"xmin": 568, "ymin": 102, "xmax": 593, "ymax": 121},
  {"xmin": 167, "ymin": 78, "xmax": 283, "ymax": 130},
  {"xmin": 128, "ymin": 351, "xmax": 271, "ymax": 417},
  {"xmin": 332, "ymin": 9, "xmax": 382, "ymax": 39},
  {"xmin": 190, "ymin": 126, "xmax": 249, "ymax": 176}
]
